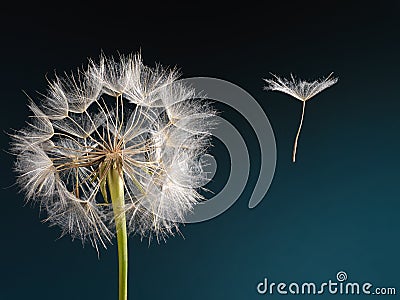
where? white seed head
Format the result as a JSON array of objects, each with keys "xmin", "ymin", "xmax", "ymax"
[
  {"xmin": 263, "ymin": 72, "xmax": 338, "ymax": 101},
  {"xmin": 11, "ymin": 53, "xmax": 216, "ymax": 249}
]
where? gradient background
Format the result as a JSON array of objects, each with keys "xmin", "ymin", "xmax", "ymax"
[{"xmin": 1, "ymin": 1, "xmax": 399, "ymax": 299}]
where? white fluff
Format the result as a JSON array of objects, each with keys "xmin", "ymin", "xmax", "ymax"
[{"xmin": 263, "ymin": 72, "xmax": 338, "ymax": 101}]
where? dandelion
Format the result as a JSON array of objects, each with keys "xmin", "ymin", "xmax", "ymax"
[
  {"xmin": 10, "ymin": 53, "xmax": 216, "ymax": 300},
  {"xmin": 264, "ymin": 73, "xmax": 338, "ymax": 162}
]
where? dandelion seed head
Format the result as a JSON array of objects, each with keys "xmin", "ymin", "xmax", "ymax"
[{"xmin": 11, "ymin": 53, "xmax": 216, "ymax": 248}]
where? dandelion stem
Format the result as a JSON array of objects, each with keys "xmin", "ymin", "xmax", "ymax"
[
  {"xmin": 107, "ymin": 165, "xmax": 128, "ymax": 300},
  {"xmin": 293, "ymin": 100, "xmax": 306, "ymax": 162}
]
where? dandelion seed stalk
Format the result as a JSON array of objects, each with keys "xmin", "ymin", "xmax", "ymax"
[
  {"xmin": 264, "ymin": 72, "xmax": 338, "ymax": 162},
  {"xmin": 293, "ymin": 100, "xmax": 306, "ymax": 163}
]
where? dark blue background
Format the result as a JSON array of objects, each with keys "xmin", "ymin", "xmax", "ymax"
[{"xmin": 1, "ymin": 1, "xmax": 399, "ymax": 299}]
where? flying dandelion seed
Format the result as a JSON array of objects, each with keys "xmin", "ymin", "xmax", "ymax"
[
  {"xmin": 263, "ymin": 73, "xmax": 338, "ymax": 162},
  {"xmin": 10, "ymin": 53, "xmax": 216, "ymax": 300}
]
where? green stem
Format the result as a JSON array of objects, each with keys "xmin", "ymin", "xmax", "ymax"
[{"xmin": 107, "ymin": 165, "xmax": 128, "ymax": 300}]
